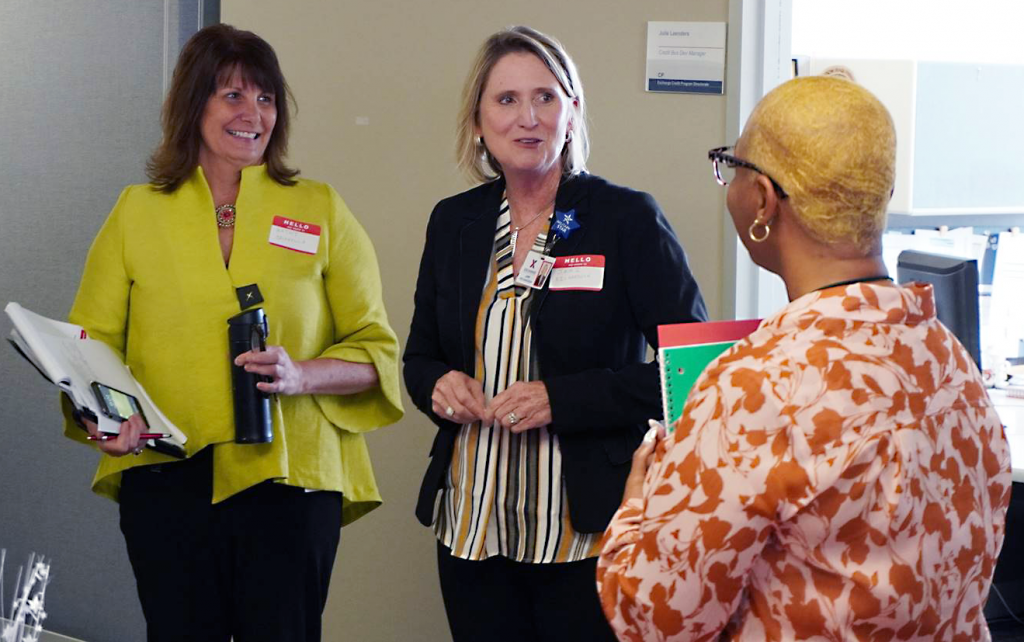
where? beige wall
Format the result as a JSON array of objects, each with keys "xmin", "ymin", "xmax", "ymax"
[{"xmin": 224, "ymin": 2, "xmax": 729, "ymax": 640}]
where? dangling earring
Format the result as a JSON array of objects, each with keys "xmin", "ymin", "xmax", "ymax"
[
  {"xmin": 748, "ymin": 218, "xmax": 771, "ymax": 243},
  {"xmin": 565, "ymin": 130, "xmax": 573, "ymax": 144},
  {"xmin": 477, "ymin": 136, "xmax": 485, "ymax": 147}
]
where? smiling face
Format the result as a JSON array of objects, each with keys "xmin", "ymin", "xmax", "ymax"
[
  {"xmin": 198, "ymin": 69, "xmax": 277, "ymax": 174},
  {"xmin": 476, "ymin": 52, "xmax": 576, "ymax": 181}
]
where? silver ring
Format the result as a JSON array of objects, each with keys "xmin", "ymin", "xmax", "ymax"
[
  {"xmin": 507, "ymin": 412, "xmax": 518, "ymax": 425},
  {"xmin": 445, "ymin": 406, "xmax": 455, "ymax": 417},
  {"xmin": 133, "ymin": 448, "xmax": 143, "ymax": 456}
]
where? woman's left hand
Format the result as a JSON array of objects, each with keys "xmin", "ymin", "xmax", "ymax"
[
  {"xmin": 489, "ymin": 381, "xmax": 552, "ymax": 433},
  {"xmin": 235, "ymin": 345, "xmax": 306, "ymax": 395},
  {"xmin": 622, "ymin": 420, "xmax": 667, "ymax": 503}
]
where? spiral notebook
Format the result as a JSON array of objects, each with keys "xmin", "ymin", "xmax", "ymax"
[{"xmin": 657, "ymin": 319, "xmax": 761, "ymax": 429}]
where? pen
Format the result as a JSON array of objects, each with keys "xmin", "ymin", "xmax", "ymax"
[{"xmin": 87, "ymin": 433, "xmax": 171, "ymax": 441}]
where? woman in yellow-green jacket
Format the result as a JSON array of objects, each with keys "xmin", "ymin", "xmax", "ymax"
[{"xmin": 66, "ymin": 24, "xmax": 402, "ymax": 642}]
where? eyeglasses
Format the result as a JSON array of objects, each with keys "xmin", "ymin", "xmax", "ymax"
[{"xmin": 707, "ymin": 146, "xmax": 789, "ymax": 199}]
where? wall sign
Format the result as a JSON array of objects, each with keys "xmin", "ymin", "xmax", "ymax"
[{"xmin": 646, "ymin": 21, "xmax": 727, "ymax": 95}]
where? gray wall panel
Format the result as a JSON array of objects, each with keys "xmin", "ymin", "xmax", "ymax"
[
  {"xmin": 0, "ymin": 2, "xmax": 212, "ymax": 639},
  {"xmin": 913, "ymin": 62, "xmax": 1024, "ymax": 210}
]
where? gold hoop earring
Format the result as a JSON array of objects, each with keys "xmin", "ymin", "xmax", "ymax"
[{"xmin": 748, "ymin": 219, "xmax": 771, "ymax": 243}]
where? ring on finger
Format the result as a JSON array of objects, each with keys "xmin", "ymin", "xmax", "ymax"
[
  {"xmin": 507, "ymin": 411, "xmax": 518, "ymax": 425},
  {"xmin": 445, "ymin": 406, "xmax": 455, "ymax": 417}
]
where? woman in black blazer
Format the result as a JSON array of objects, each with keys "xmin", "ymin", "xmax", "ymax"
[{"xmin": 403, "ymin": 26, "xmax": 707, "ymax": 642}]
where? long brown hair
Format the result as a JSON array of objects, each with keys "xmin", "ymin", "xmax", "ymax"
[{"xmin": 146, "ymin": 24, "xmax": 298, "ymax": 192}]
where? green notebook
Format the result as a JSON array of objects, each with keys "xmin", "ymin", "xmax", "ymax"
[{"xmin": 658, "ymin": 319, "xmax": 761, "ymax": 429}]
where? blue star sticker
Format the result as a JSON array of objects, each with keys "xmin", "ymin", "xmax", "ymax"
[{"xmin": 552, "ymin": 209, "xmax": 580, "ymax": 240}]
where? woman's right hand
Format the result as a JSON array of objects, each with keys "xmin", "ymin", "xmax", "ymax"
[
  {"xmin": 431, "ymin": 370, "xmax": 489, "ymax": 424},
  {"xmin": 622, "ymin": 420, "xmax": 667, "ymax": 503},
  {"xmin": 83, "ymin": 414, "xmax": 148, "ymax": 457}
]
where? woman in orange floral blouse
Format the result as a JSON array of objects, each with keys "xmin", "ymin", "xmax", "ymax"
[{"xmin": 597, "ymin": 76, "xmax": 1011, "ymax": 641}]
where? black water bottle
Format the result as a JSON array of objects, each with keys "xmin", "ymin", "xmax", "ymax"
[{"xmin": 227, "ymin": 307, "xmax": 273, "ymax": 444}]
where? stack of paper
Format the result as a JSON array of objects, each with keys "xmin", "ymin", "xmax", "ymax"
[{"xmin": 5, "ymin": 302, "xmax": 186, "ymax": 455}]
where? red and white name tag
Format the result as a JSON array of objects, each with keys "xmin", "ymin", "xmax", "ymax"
[
  {"xmin": 549, "ymin": 254, "xmax": 605, "ymax": 291},
  {"xmin": 268, "ymin": 216, "xmax": 321, "ymax": 255}
]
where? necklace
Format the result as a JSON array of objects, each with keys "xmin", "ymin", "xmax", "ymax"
[
  {"xmin": 814, "ymin": 274, "xmax": 891, "ymax": 291},
  {"xmin": 215, "ymin": 204, "xmax": 237, "ymax": 228},
  {"xmin": 509, "ymin": 207, "xmax": 553, "ymax": 254}
]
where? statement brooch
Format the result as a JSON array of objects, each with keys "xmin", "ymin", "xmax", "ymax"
[{"xmin": 552, "ymin": 209, "xmax": 580, "ymax": 240}]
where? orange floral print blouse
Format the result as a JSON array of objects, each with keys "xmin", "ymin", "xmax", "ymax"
[{"xmin": 597, "ymin": 282, "xmax": 1011, "ymax": 641}]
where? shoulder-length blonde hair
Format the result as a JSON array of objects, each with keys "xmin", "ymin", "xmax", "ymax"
[
  {"xmin": 455, "ymin": 26, "xmax": 589, "ymax": 184},
  {"xmin": 146, "ymin": 24, "xmax": 298, "ymax": 193}
]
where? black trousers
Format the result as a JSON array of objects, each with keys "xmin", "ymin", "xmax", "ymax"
[
  {"xmin": 119, "ymin": 449, "xmax": 342, "ymax": 642},
  {"xmin": 436, "ymin": 542, "xmax": 617, "ymax": 642}
]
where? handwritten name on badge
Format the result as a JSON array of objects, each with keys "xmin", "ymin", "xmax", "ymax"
[
  {"xmin": 268, "ymin": 216, "xmax": 321, "ymax": 255},
  {"xmin": 549, "ymin": 254, "xmax": 605, "ymax": 291}
]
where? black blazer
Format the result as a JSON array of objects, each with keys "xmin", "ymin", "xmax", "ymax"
[{"xmin": 404, "ymin": 173, "xmax": 708, "ymax": 533}]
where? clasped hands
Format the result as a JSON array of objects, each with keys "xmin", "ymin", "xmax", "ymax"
[{"xmin": 431, "ymin": 370, "xmax": 551, "ymax": 433}]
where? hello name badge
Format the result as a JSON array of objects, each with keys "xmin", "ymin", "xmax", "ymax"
[
  {"xmin": 549, "ymin": 254, "xmax": 605, "ymax": 291},
  {"xmin": 268, "ymin": 216, "xmax": 321, "ymax": 255},
  {"xmin": 514, "ymin": 250, "xmax": 557, "ymax": 289}
]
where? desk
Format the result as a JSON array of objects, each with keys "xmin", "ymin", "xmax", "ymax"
[
  {"xmin": 0, "ymin": 618, "xmax": 86, "ymax": 642},
  {"xmin": 989, "ymin": 389, "xmax": 1024, "ymax": 624},
  {"xmin": 991, "ymin": 388, "xmax": 1024, "ymax": 483}
]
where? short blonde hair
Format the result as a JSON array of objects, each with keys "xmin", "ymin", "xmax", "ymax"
[
  {"xmin": 742, "ymin": 76, "xmax": 896, "ymax": 255},
  {"xmin": 455, "ymin": 26, "xmax": 589, "ymax": 184}
]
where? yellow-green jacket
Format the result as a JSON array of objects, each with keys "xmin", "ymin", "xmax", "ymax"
[{"xmin": 65, "ymin": 165, "xmax": 403, "ymax": 525}]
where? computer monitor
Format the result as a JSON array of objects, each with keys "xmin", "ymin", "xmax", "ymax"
[{"xmin": 896, "ymin": 250, "xmax": 981, "ymax": 369}]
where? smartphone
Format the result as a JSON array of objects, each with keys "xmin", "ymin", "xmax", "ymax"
[{"xmin": 90, "ymin": 382, "xmax": 148, "ymax": 426}]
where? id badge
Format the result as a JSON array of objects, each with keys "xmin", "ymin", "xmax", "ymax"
[{"xmin": 514, "ymin": 250, "xmax": 557, "ymax": 289}]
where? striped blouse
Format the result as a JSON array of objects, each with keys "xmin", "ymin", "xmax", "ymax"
[{"xmin": 433, "ymin": 197, "xmax": 602, "ymax": 563}]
